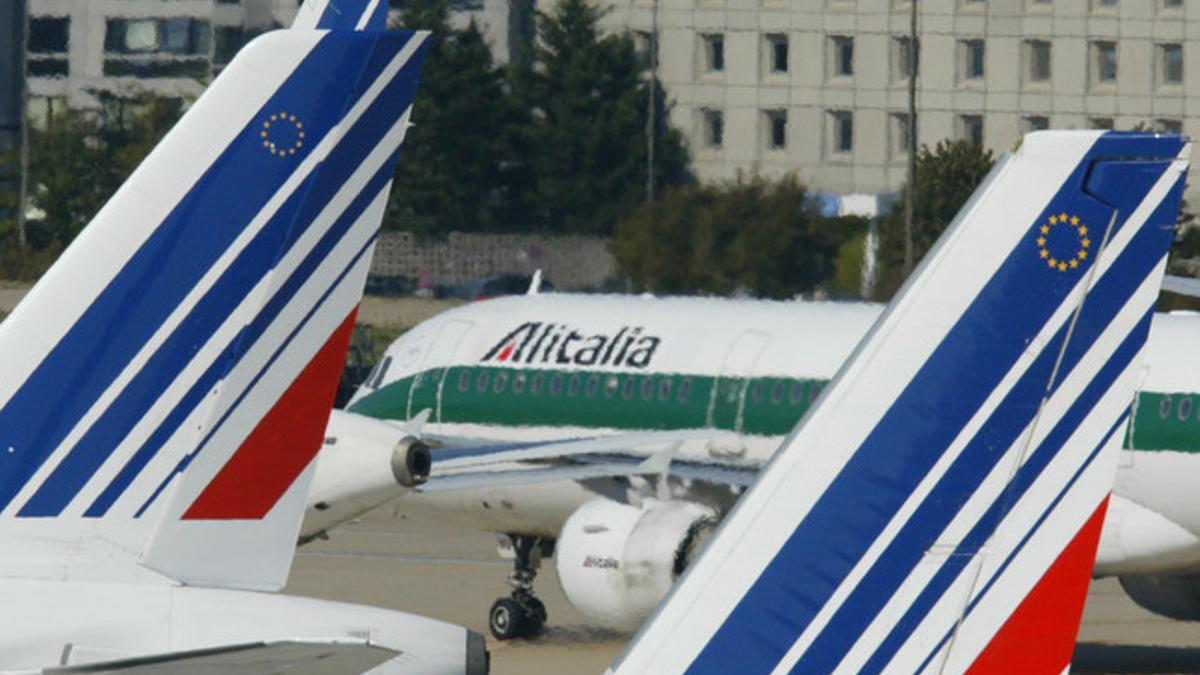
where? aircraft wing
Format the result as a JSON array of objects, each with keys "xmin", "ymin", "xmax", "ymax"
[
  {"xmin": 47, "ymin": 640, "xmax": 397, "ymax": 674},
  {"xmin": 426, "ymin": 428, "xmax": 740, "ymax": 469},
  {"xmin": 422, "ymin": 451, "xmax": 761, "ymax": 493}
]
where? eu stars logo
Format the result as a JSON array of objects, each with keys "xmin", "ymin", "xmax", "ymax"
[
  {"xmin": 1036, "ymin": 212, "xmax": 1090, "ymax": 273},
  {"xmin": 260, "ymin": 111, "xmax": 306, "ymax": 158}
]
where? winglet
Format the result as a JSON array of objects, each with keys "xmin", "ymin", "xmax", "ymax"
[{"xmin": 610, "ymin": 131, "xmax": 1191, "ymax": 674}]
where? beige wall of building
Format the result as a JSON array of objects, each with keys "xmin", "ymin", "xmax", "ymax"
[{"xmin": 593, "ymin": 0, "xmax": 1199, "ymax": 201}]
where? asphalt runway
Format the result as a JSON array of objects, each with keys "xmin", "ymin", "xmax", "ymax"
[{"xmin": 286, "ymin": 503, "xmax": 1200, "ymax": 675}]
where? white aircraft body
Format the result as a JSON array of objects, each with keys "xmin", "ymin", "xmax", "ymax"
[
  {"xmin": 308, "ymin": 148, "xmax": 1200, "ymax": 641},
  {"xmin": 0, "ymin": 15, "xmax": 487, "ymax": 674}
]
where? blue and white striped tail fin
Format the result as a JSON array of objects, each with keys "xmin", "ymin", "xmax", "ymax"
[
  {"xmin": 610, "ymin": 131, "xmax": 1191, "ymax": 675},
  {"xmin": 293, "ymin": 0, "xmax": 389, "ymax": 31},
  {"xmin": 0, "ymin": 29, "xmax": 429, "ymax": 591}
]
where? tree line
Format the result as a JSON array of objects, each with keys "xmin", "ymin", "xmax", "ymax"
[{"xmin": 1, "ymin": 0, "xmax": 1196, "ymax": 303}]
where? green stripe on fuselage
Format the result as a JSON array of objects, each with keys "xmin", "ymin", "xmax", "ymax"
[{"xmin": 348, "ymin": 366, "xmax": 1200, "ymax": 453}]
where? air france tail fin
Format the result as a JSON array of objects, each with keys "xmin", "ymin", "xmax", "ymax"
[
  {"xmin": 292, "ymin": 0, "xmax": 389, "ymax": 31},
  {"xmin": 611, "ymin": 131, "xmax": 1191, "ymax": 674},
  {"xmin": 0, "ymin": 29, "xmax": 429, "ymax": 591}
]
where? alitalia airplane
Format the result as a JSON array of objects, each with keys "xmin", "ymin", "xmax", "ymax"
[
  {"xmin": 0, "ymin": 6, "xmax": 490, "ymax": 673},
  {"xmin": 307, "ymin": 159, "xmax": 1200, "ymax": 643}
]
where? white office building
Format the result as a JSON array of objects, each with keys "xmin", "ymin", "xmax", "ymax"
[
  {"xmin": 24, "ymin": 0, "xmax": 302, "ymax": 115},
  {"xmin": 591, "ymin": 0, "xmax": 1198, "ymax": 203}
]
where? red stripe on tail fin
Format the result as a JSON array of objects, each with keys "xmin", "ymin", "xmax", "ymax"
[
  {"xmin": 966, "ymin": 496, "xmax": 1110, "ymax": 675},
  {"xmin": 183, "ymin": 309, "xmax": 359, "ymax": 520}
]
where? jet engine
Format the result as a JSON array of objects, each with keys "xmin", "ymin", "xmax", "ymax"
[
  {"xmin": 1119, "ymin": 574, "xmax": 1200, "ymax": 621},
  {"xmin": 555, "ymin": 497, "xmax": 717, "ymax": 630},
  {"xmin": 301, "ymin": 410, "xmax": 432, "ymax": 542}
]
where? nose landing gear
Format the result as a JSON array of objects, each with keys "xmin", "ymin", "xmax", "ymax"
[{"xmin": 488, "ymin": 534, "xmax": 551, "ymax": 640}]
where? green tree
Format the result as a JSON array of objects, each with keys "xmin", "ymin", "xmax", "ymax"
[
  {"xmin": 872, "ymin": 139, "xmax": 996, "ymax": 300},
  {"xmin": 614, "ymin": 176, "xmax": 860, "ymax": 298},
  {"xmin": 0, "ymin": 94, "xmax": 182, "ymax": 280},
  {"xmin": 517, "ymin": 0, "xmax": 689, "ymax": 235},
  {"xmin": 388, "ymin": 0, "xmax": 529, "ymax": 235}
]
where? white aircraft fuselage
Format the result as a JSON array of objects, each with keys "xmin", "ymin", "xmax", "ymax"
[{"xmin": 338, "ymin": 293, "xmax": 1200, "ymax": 578}]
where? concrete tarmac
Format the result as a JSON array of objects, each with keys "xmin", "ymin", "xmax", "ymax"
[{"xmin": 286, "ymin": 504, "xmax": 1200, "ymax": 675}]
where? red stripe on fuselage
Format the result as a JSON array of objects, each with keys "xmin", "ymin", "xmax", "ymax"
[
  {"xmin": 965, "ymin": 495, "xmax": 1110, "ymax": 675},
  {"xmin": 182, "ymin": 309, "xmax": 359, "ymax": 520}
]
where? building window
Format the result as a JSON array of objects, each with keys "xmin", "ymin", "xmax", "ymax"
[
  {"xmin": 765, "ymin": 34, "xmax": 788, "ymax": 74},
  {"xmin": 1028, "ymin": 0, "xmax": 1052, "ymax": 8},
  {"xmin": 958, "ymin": 114, "xmax": 984, "ymax": 146},
  {"xmin": 1090, "ymin": 117, "xmax": 1115, "ymax": 130},
  {"xmin": 1090, "ymin": 41, "xmax": 1118, "ymax": 86},
  {"xmin": 890, "ymin": 112, "xmax": 911, "ymax": 159},
  {"xmin": 1159, "ymin": 43, "xmax": 1183, "ymax": 86},
  {"xmin": 1024, "ymin": 40, "xmax": 1051, "ymax": 84},
  {"xmin": 702, "ymin": 108, "xmax": 724, "ymax": 148},
  {"xmin": 1161, "ymin": 0, "xmax": 1183, "ymax": 10},
  {"xmin": 1092, "ymin": 0, "xmax": 1117, "ymax": 9},
  {"xmin": 828, "ymin": 110, "xmax": 853, "ymax": 154},
  {"xmin": 1021, "ymin": 116, "xmax": 1049, "ymax": 134},
  {"xmin": 829, "ymin": 36, "xmax": 854, "ymax": 78},
  {"xmin": 892, "ymin": 36, "xmax": 916, "ymax": 82},
  {"xmin": 29, "ymin": 18, "xmax": 69, "ymax": 54},
  {"xmin": 764, "ymin": 109, "xmax": 787, "ymax": 150},
  {"xmin": 702, "ymin": 34, "xmax": 724, "ymax": 73},
  {"xmin": 634, "ymin": 31, "xmax": 658, "ymax": 68},
  {"xmin": 105, "ymin": 18, "xmax": 211, "ymax": 56},
  {"xmin": 959, "ymin": 39, "xmax": 985, "ymax": 81}
]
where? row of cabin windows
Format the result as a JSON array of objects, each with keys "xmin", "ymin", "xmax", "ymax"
[
  {"xmin": 1158, "ymin": 395, "xmax": 1198, "ymax": 421},
  {"xmin": 455, "ymin": 370, "xmax": 823, "ymax": 407}
]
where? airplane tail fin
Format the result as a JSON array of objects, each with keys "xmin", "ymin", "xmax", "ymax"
[
  {"xmin": 610, "ymin": 131, "xmax": 1191, "ymax": 674},
  {"xmin": 0, "ymin": 29, "xmax": 429, "ymax": 591},
  {"xmin": 292, "ymin": 0, "xmax": 389, "ymax": 31}
]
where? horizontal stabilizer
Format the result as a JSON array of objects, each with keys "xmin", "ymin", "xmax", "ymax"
[{"xmin": 48, "ymin": 640, "xmax": 396, "ymax": 674}]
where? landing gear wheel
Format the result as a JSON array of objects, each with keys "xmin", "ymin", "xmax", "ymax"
[
  {"xmin": 489, "ymin": 597, "xmax": 527, "ymax": 640},
  {"xmin": 522, "ymin": 597, "xmax": 547, "ymax": 636},
  {"xmin": 490, "ymin": 534, "xmax": 554, "ymax": 640}
]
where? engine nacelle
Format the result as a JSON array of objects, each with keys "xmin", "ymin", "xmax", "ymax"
[
  {"xmin": 1119, "ymin": 573, "xmax": 1200, "ymax": 621},
  {"xmin": 391, "ymin": 436, "xmax": 432, "ymax": 488},
  {"xmin": 555, "ymin": 497, "xmax": 716, "ymax": 630}
]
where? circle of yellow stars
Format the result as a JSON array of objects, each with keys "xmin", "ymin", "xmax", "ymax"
[
  {"xmin": 1037, "ymin": 212, "xmax": 1090, "ymax": 273},
  {"xmin": 261, "ymin": 111, "xmax": 306, "ymax": 158}
]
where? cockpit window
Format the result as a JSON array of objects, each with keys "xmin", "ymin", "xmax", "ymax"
[{"xmin": 371, "ymin": 356, "xmax": 392, "ymax": 389}]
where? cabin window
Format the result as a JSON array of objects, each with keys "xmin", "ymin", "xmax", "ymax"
[
  {"xmin": 1160, "ymin": 395, "xmax": 1173, "ymax": 419},
  {"xmin": 586, "ymin": 374, "xmax": 600, "ymax": 397},
  {"xmin": 659, "ymin": 378, "xmax": 673, "ymax": 401},
  {"xmin": 642, "ymin": 378, "xmax": 656, "ymax": 401},
  {"xmin": 512, "ymin": 372, "xmax": 527, "ymax": 394},
  {"xmin": 531, "ymin": 373, "xmax": 545, "ymax": 396},
  {"xmin": 751, "ymin": 380, "xmax": 766, "ymax": 403},
  {"xmin": 568, "ymin": 374, "xmax": 581, "ymax": 397},
  {"xmin": 1179, "ymin": 397, "xmax": 1193, "ymax": 421},
  {"xmin": 772, "ymin": 381, "xmax": 786, "ymax": 404},
  {"xmin": 605, "ymin": 375, "xmax": 620, "ymax": 398},
  {"xmin": 623, "ymin": 377, "xmax": 637, "ymax": 400},
  {"xmin": 550, "ymin": 373, "xmax": 565, "ymax": 396},
  {"xmin": 475, "ymin": 370, "xmax": 490, "ymax": 394},
  {"xmin": 492, "ymin": 371, "xmax": 509, "ymax": 394},
  {"xmin": 457, "ymin": 369, "xmax": 472, "ymax": 392},
  {"xmin": 789, "ymin": 382, "xmax": 806, "ymax": 405},
  {"xmin": 678, "ymin": 378, "xmax": 693, "ymax": 403}
]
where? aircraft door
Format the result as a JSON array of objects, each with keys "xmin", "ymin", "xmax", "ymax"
[
  {"xmin": 407, "ymin": 319, "xmax": 474, "ymax": 422},
  {"xmin": 707, "ymin": 331, "xmax": 770, "ymax": 437}
]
